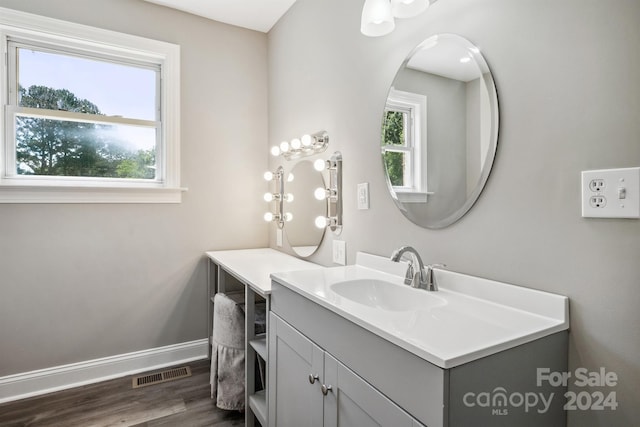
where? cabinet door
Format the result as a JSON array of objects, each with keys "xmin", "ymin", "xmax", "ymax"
[
  {"xmin": 268, "ymin": 313, "xmax": 324, "ymax": 427},
  {"xmin": 323, "ymin": 353, "xmax": 422, "ymax": 427}
]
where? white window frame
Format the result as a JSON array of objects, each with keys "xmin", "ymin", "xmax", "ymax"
[
  {"xmin": 0, "ymin": 7, "xmax": 182, "ymax": 203},
  {"xmin": 383, "ymin": 88, "xmax": 428, "ymax": 203}
]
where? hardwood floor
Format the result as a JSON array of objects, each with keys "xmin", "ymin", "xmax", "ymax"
[{"xmin": 0, "ymin": 359, "xmax": 244, "ymax": 427}]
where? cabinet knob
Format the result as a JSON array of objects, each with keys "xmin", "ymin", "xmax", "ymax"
[
  {"xmin": 321, "ymin": 384, "xmax": 333, "ymax": 395},
  {"xmin": 308, "ymin": 374, "xmax": 319, "ymax": 384}
]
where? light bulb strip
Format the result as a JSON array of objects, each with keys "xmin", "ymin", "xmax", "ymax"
[
  {"xmin": 270, "ymin": 131, "xmax": 329, "ymax": 161},
  {"xmin": 263, "ymin": 166, "xmax": 286, "ymax": 229},
  {"xmin": 330, "ymin": 151, "xmax": 343, "ymax": 233},
  {"xmin": 314, "ymin": 151, "xmax": 342, "ymax": 234}
]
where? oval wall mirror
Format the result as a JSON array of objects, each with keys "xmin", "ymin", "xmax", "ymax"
[
  {"xmin": 381, "ymin": 33, "xmax": 499, "ymax": 229},
  {"xmin": 285, "ymin": 160, "xmax": 326, "ymax": 257}
]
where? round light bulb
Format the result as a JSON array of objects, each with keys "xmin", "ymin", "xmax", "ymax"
[
  {"xmin": 314, "ymin": 187, "xmax": 328, "ymax": 200},
  {"xmin": 270, "ymin": 146, "xmax": 281, "ymax": 156},
  {"xmin": 301, "ymin": 134, "xmax": 312, "ymax": 146},
  {"xmin": 264, "ymin": 171, "xmax": 273, "ymax": 181},
  {"xmin": 313, "ymin": 159, "xmax": 326, "ymax": 171},
  {"xmin": 284, "ymin": 193, "xmax": 294, "ymax": 202},
  {"xmin": 280, "ymin": 141, "xmax": 290, "ymax": 153},
  {"xmin": 263, "ymin": 193, "xmax": 274, "ymax": 202},
  {"xmin": 290, "ymin": 138, "xmax": 301, "ymax": 150},
  {"xmin": 315, "ymin": 216, "xmax": 328, "ymax": 228},
  {"xmin": 284, "ymin": 212, "xmax": 293, "ymax": 222},
  {"xmin": 264, "ymin": 212, "xmax": 274, "ymax": 222},
  {"xmin": 287, "ymin": 173, "xmax": 295, "ymax": 182}
]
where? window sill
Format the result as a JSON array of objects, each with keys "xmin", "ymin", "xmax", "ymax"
[
  {"xmin": 0, "ymin": 184, "xmax": 186, "ymax": 203},
  {"xmin": 393, "ymin": 190, "xmax": 433, "ymax": 204}
]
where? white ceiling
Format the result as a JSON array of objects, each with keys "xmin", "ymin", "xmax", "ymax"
[
  {"xmin": 407, "ymin": 36, "xmax": 484, "ymax": 82},
  {"xmin": 142, "ymin": 0, "xmax": 298, "ymax": 33}
]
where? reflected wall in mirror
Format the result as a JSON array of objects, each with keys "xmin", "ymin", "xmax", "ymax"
[
  {"xmin": 381, "ymin": 33, "xmax": 499, "ymax": 229},
  {"xmin": 285, "ymin": 160, "xmax": 326, "ymax": 257}
]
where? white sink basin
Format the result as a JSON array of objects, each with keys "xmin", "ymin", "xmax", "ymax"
[
  {"xmin": 330, "ymin": 279, "xmax": 446, "ymax": 311},
  {"xmin": 271, "ymin": 252, "xmax": 569, "ymax": 368}
]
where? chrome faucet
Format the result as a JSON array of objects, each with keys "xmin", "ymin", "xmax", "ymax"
[
  {"xmin": 390, "ymin": 246, "xmax": 444, "ymax": 291},
  {"xmin": 390, "ymin": 246, "xmax": 427, "ymax": 289}
]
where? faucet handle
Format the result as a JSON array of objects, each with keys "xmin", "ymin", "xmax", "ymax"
[{"xmin": 425, "ymin": 263, "xmax": 446, "ymax": 291}]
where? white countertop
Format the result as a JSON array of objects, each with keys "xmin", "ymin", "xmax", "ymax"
[
  {"xmin": 271, "ymin": 252, "xmax": 569, "ymax": 369},
  {"xmin": 206, "ymin": 248, "xmax": 321, "ymax": 295}
]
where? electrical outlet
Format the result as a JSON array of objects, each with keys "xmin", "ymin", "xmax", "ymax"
[
  {"xmin": 357, "ymin": 183, "xmax": 370, "ymax": 210},
  {"xmin": 589, "ymin": 179, "xmax": 605, "ymax": 192},
  {"xmin": 582, "ymin": 167, "xmax": 640, "ymax": 218},
  {"xmin": 332, "ymin": 240, "xmax": 346, "ymax": 265},
  {"xmin": 589, "ymin": 196, "xmax": 606, "ymax": 209}
]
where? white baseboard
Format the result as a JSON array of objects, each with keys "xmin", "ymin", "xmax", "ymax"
[{"xmin": 0, "ymin": 339, "xmax": 209, "ymax": 404}]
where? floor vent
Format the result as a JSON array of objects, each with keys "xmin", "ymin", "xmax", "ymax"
[{"xmin": 132, "ymin": 366, "xmax": 192, "ymax": 389}]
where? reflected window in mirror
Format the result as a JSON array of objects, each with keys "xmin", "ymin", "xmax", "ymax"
[{"xmin": 382, "ymin": 88, "xmax": 428, "ymax": 203}]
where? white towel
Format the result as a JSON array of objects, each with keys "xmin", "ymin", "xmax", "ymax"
[{"xmin": 210, "ymin": 292, "xmax": 245, "ymax": 410}]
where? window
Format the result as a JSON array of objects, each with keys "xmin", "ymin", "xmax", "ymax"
[
  {"xmin": 0, "ymin": 7, "xmax": 181, "ymax": 203},
  {"xmin": 382, "ymin": 88, "xmax": 427, "ymax": 202}
]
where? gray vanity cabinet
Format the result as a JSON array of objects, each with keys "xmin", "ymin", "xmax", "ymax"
[
  {"xmin": 268, "ymin": 312, "xmax": 423, "ymax": 427},
  {"xmin": 267, "ymin": 312, "xmax": 324, "ymax": 427},
  {"xmin": 269, "ymin": 280, "xmax": 568, "ymax": 427}
]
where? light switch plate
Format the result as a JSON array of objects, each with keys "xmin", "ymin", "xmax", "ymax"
[
  {"xmin": 332, "ymin": 240, "xmax": 346, "ymax": 265},
  {"xmin": 276, "ymin": 228, "xmax": 283, "ymax": 247},
  {"xmin": 357, "ymin": 182, "xmax": 370, "ymax": 210},
  {"xmin": 581, "ymin": 167, "xmax": 640, "ymax": 218}
]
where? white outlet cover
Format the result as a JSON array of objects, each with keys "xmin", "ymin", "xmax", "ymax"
[
  {"xmin": 332, "ymin": 240, "xmax": 346, "ymax": 265},
  {"xmin": 581, "ymin": 167, "xmax": 640, "ymax": 218},
  {"xmin": 357, "ymin": 182, "xmax": 370, "ymax": 210}
]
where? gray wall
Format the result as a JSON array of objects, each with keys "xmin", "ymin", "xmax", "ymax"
[
  {"xmin": 268, "ymin": 0, "xmax": 640, "ymax": 425},
  {"xmin": 0, "ymin": 0, "xmax": 268, "ymax": 375}
]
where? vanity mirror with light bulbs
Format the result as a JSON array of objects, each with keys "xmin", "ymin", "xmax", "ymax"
[
  {"xmin": 381, "ymin": 33, "xmax": 499, "ymax": 228},
  {"xmin": 264, "ymin": 132, "xmax": 342, "ymax": 258}
]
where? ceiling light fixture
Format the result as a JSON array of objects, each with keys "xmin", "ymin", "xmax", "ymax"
[
  {"xmin": 361, "ymin": 0, "xmax": 431, "ymax": 37},
  {"xmin": 360, "ymin": 0, "xmax": 395, "ymax": 37}
]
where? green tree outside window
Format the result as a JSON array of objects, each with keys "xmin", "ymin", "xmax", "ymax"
[
  {"xmin": 382, "ymin": 110, "xmax": 406, "ymax": 186},
  {"xmin": 16, "ymin": 85, "xmax": 155, "ymax": 179}
]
